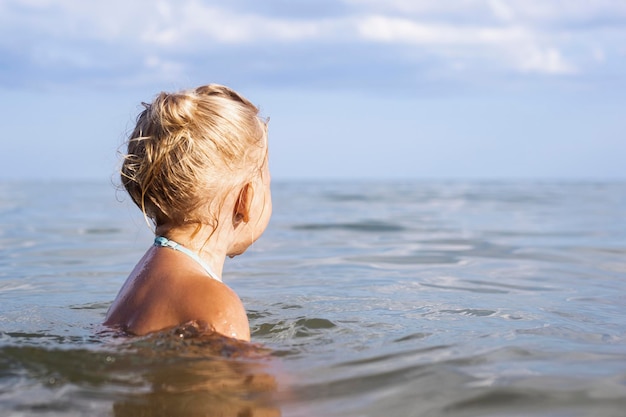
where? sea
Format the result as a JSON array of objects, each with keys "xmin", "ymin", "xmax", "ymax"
[{"xmin": 1, "ymin": 180, "xmax": 625, "ymax": 417}]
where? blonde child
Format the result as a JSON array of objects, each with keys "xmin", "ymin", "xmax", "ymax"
[{"xmin": 105, "ymin": 84, "xmax": 271, "ymax": 341}]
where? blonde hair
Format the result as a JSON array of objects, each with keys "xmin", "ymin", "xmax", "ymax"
[{"xmin": 121, "ymin": 84, "xmax": 267, "ymax": 228}]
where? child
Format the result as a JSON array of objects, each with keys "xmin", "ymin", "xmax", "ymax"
[{"xmin": 104, "ymin": 84, "xmax": 271, "ymax": 341}]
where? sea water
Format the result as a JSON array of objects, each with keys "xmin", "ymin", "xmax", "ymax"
[{"xmin": 1, "ymin": 180, "xmax": 625, "ymax": 416}]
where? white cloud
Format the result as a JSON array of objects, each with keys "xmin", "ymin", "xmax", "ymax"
[
  {"xmin": 487, "ymin": 0, "xmax": 626, "ymax": 23},
  {"xmin": 355, "ymin": 15, "xmax": 529, "ymax": 45},
  {"xmin": 0, "ymin": 0, "xmax": 623, "ymax": 90},
  {"xmin": 517, "ymin": 47, "xmax": 577, "ymax": 74},
  {"xmin": 104, "ymin": 0, "xmax": 341, "ymax": 48},
  {"xmin": 354, "ymin": 15, "xmax": 577, "ymax": 74},
  {"xmin": 134, "ymin": 2, "xmax": 581, "ymax": 75},
  {"xmin": 488, "ymin": 0, "xmax": 516, "ymax": 22},
  {"xmin": 341, "ymin": 0, "xmax": 490, "ymax": 16},
  {"xmin": 343, "ymin": 0, "xmax": 626, "ymax": 23}
]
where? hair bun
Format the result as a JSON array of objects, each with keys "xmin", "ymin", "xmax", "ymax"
[{"xmin": 149, "ymin": 92, "xmax": 197, "ymax": 133}]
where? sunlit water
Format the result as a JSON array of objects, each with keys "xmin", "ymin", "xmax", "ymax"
[{"xmin": 1, "ymin": 180, "xmax": 625, "ymax": 416}]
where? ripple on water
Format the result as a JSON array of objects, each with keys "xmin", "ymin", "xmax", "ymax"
[
  {"xmin": 0, "ymin": 323, "xmax": 281, "ymax": 417},
  {"xmin": 253, "ymin": 317, "xmax": 336, "ymax": 339},
  {"xmin": 439, "ymin": 309, "xmax": 497, "ymax": 317},
  {"xmin": 347, "ymin": 253, "xmax": 462, "ymax": 266},
  {"xmin": 293, "ymin": 220, "xmax": 406, "ymax": 233}
]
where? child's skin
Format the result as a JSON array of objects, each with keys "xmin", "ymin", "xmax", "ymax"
[{"xmin": 104, "ymin": 85, "xmax": 271, "ymax": 341}]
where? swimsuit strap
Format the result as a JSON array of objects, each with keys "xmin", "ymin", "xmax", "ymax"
[{"xmin": 154, "ymin": 236, "xmax": 222, "ymax": 282}]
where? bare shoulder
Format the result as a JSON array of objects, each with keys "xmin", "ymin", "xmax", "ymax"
[{"xmin": 179, "ymin": 276, "xmax": 251, "ymax": 342}]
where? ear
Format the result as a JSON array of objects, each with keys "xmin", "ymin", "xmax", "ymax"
[{"xmin": 233, "ymin": 183, "xmax": 253, "ymax": 225}]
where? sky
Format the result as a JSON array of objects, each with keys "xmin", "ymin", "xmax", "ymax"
[{"xmin": 1, "ymin": 0, "xmax": 625, "ymax": 181}]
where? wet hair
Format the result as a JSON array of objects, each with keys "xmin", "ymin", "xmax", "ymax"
[{"xmin": 121, "ymin": 84, "xmax": 267, "ymax": 228}]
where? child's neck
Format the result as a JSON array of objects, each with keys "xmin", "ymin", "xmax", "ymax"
[{"xmin": 155, "ymin": 224, "xmax": 229, "ymax": 279}]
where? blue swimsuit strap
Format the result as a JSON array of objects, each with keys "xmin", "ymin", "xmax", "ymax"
[{"xmin": 154, "ymin": 236, "xmax": 222, "ymax": 282}]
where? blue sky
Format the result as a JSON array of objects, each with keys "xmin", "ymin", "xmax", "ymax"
[{"xmin": 1, "ymin": 0, "xmax": 624, "ymax": 181}]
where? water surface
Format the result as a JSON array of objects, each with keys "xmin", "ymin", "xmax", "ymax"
[{"xmin": 1, "ymin": 180, "xmax": 625, "ymax": 416}]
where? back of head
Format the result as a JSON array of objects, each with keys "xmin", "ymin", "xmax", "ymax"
[{"xmin": 121, "ymin": 84, "xmax": 267, "ymax": 228}]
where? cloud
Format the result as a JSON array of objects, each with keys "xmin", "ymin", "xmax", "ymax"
[
  {"xmin": 0, "ymin": 0, "xmax": 624, "ymax": 92},
  {"xmin": 140, "ymin": 3, "xmax": 333, "ymax": 46},
  {"xmin": 353, "ymin": 16, "xmax": 578, "ymax": 74}
]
